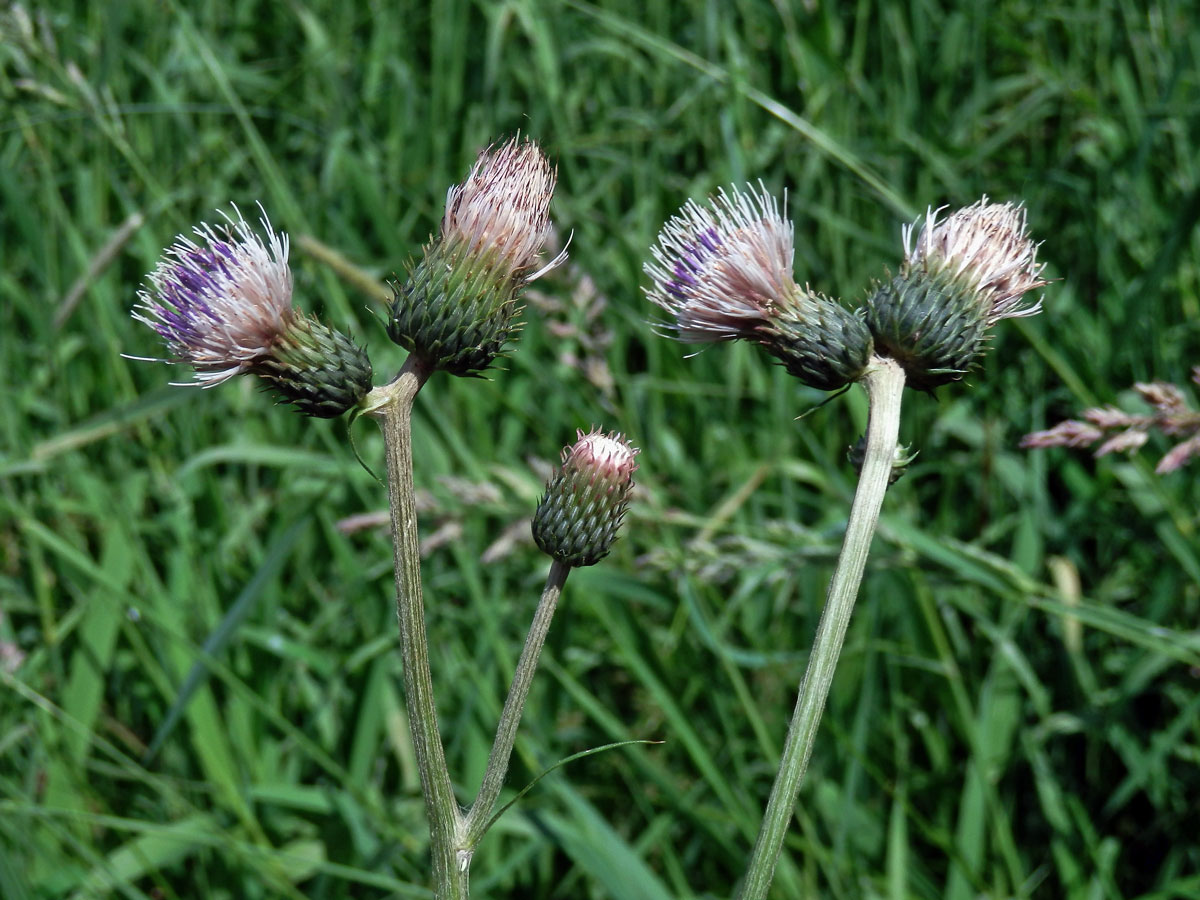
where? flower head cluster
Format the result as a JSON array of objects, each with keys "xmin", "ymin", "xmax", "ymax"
[
  {"xmin": 389, "ymin": 137, "xmax": 565, "ymax": 376},
  {"xmin": 867, "ymin": 198, "xmax": 1047, "ymax": 389},
  {"xmin": 645, "ymin": 184, "xmax": 872, "ymax": 391},
  {"xmin": 532, "ymin": 429, "xmax": 638, "ymax": 568},
  {"xmin": 1021, "ymin": 368, "xmax": 1200, "ymax": 473},
  {"xmin": 133, "ymin": 206, "xmax": 372, "ymax": 417}
]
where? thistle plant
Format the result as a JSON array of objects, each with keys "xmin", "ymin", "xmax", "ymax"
[
  {"xmin": 646, "ymin": 186, "xmax": 1048, "ymax": 899},
  {"xmin": 131, "ymin": 138, "xmax": 636, "ymax": 899}
]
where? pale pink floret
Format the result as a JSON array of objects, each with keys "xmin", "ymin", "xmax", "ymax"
[
  {"xmin": 442, "ymin": 137, "xmax": 566, "ymax": 281},
  {"xmin": 565, "ymin": 428, "xmax": 639, "ymax": 483},
  {"xmin": 133, "ymin": 205, "xmax": 293, "ymax": 386},
  {"xmin": 645, "ymin": 184, "xmax": 794, "ymax": 342},
  {"xmin": 904, "ymin": 198, "xmax": 1048, "ymax": 324}
]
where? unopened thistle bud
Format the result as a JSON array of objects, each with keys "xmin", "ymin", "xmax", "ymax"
[
  {"xmin": 848, "ymin": 436, "xmax": 917, "ymax": 484},
  {"xmin": 388, "ymin": 137, "xmax": 566, "ymax": 376},
  {"xmin": 645, "ymin": 184, "xmax": 872, "ymax": 391},
  {"xmin": 866, "ymin": 198, "xmax": 1047, "ymax": 390},
  {"xmin": 132, "ymin": 206, "xmax": 373, "ymax": 417},
  {"xmin": 532, "ymin": 429, "xmax": 638, "ymax": 567}
]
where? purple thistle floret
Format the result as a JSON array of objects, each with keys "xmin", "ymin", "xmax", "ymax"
[
  {"xmin": 666, "ymin": 227, "xmax": 723, "ymax": 300},
  {"xmin": 645, "ymin": 184, "xmax": 794, "ymax": 342},
  {"xmin": 133, "ymin": 205, "xmax": 294, "ymax": 386}
]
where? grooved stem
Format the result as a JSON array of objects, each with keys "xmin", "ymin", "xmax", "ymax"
[
  {"xmin": 737, "ymin": 355, "xmax": 906, "ymax": 900},
  {"xmin": 368, "ymin": 357, "xmax": 469, "ymax": 900},
  {"xmin": 464, "ymin": 560, "xmax": 571, "ymax": 845}
]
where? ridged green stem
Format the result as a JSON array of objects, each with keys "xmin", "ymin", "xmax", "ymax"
[
  {"xmin": 464, "ymin": 559, "xmax": 571, "ymax": 845},
  {"xmin": 737, "ymin": 355, "xmax": 906, "ymax": 900},
  {"xmin": 368, "ymin": 357, "xmax": 468, "ymax": 900}
]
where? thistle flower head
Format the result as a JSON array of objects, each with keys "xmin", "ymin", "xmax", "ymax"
[
  {"xmin": 645, "ymin": 183, "xmax": 791, "ymax": 343},
  {"xmin": 134, "ymin": 205, "xmax": 294, "ymax": 386},
  {"xmin": 532, "ymin": 429, "xmax": 638, "ymax": 568},
  {"xmin": 388, "ymin": 137, "xmax": 564, "ymax": 376},
  {"xmin": 442, "ymin": 136, "xmax": 565, "ymax": 280},
  {"xmin": 645, "ymin": 184, "xmax": 873, "ymax": 390},
  {"xmin": 903, "ymin": 198, "xmax": 1047, "ymax": 324},
  {"xmin": 866, "ymin": 196, "xmax": 1048, "ymax": 390},
  {"xmin": 133, "ymin": 206, "xmax": 373, "ymax": 417}
]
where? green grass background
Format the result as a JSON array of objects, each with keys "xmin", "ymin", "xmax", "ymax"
[{"xmin": 3, "ymin": 0, "xmax": 1200, "ymax": 897}]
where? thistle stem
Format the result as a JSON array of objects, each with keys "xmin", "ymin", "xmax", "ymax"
[
  {"xmin": 737, "ymin": 355, "xmax": 906, "ymax": 900},
  {"xmin": 369, "ymin": 357, "xmax": 468, "ymax": 900},
  {"xmin": 464, "ymin": 559, "xmax": 571, "ymax": 845}
]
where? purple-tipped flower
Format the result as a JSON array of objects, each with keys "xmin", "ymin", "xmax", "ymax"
[
  {"xmin": 867, "ymin": 198, "xmax": 1048, "ymax": 389},
  {"xmin": 133, "ymin": 206, "xmax": 372, "ymax": 417},
  {"xmin": 134, "ymin": 206, "xmax": 294, "ymax": 387},
  {"xmin": 532, "ymin": 429, "xmax": 638, "ymax": 567},
  {"xmin": 389, "ymin": 137, "xmax": 565, "ymax": 376},
  {"xmin": 646, "ymin": 186, "xmax": 792, "ymax": 343},
  {"xmin": 645, "ymin": 184, "xmax": 872, "ymax": 391}
]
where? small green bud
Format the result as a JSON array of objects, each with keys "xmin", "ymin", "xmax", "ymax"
[
  {"xmin": 847, "ymin": 436, "xmax": 917, "ymax": 484},
  {"xmin": 866, "ymin": 199, "xmax": 1047, "ymax": 390},
  {"xmin": 532, "ymin": 429, "xmax": 638, "ymax": 567},
  {"xmin": 388, "ymin": 137, "xmax": 565, "ymax": 376}
]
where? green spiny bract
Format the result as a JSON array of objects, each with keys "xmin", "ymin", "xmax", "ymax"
[
  {"xmin": 387, "ymin": 240, "xmax": 523, "ymax": 377},
  {"xmin": 865, "ymin": 268, "xmax": 991, "ymax": 390},
  {"xmin": 257, "ymin": 313, "xmax": 373, "ymax": 418},
  {"xmin": 761, "ymin": 291, "xmax": 873, "ymax": 391}
]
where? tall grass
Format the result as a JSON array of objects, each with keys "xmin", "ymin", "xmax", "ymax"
[{"xmin": 2, "ymin": 1, "xmax": 1199, "ymax": 897}]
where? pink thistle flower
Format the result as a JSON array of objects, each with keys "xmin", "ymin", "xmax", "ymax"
[
  {"xmin": 132, "ymin": 206, "xmax": 373, "ymax": 417},
  {"xmin": 645, "ymin": 184, "xmax": 873, "ymax": 390},
  {"xmin": 868, "ymin": 196, "xmax": 1049, "ymax": 389},
  {"xmin": 645, "ymin": 184, "xmax": 792, "ymax": 343},
  {"xmin": 904, "ymin": 198, "xmax": 1048, "ymax": 325},
  {"xmin": 388, "ymin": 137, "xmax": 565, "ymax": 376},
  {"xmin": 442, "ymin": 136, "xmax": 566, "ymax": 283}
]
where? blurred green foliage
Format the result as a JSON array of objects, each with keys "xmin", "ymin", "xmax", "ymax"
[{"xmin": 2, "ymin": 1, "xmax": 1198, "ymax": 897}]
